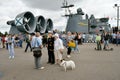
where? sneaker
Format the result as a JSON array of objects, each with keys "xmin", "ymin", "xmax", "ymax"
[
  {"xmin": 67, "ymin": 55, "xmax": 71, "ymax": 58},
  {"xmin": 9, "ymin": 56, "xmax": 11, "ymax": 59},
  {"xmin": 40, "ymin": 67, "xmax": 44, "ymax": 70},
  {"xmin": 12, "ymin": 56, "xmax": 14, "ymax": 59}
]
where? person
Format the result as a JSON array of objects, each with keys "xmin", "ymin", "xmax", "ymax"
[
  {"xmin": 24, "ymin": 33, "xmax": 32, "ymax": 52},
  {"xmin": 5, "ymin": 35, "xmax": 8, "ymax": 50},
  {"xmin": 42, "ymin": 33, "xmax": 48, "ymax": 47},
  {"xmin": 66, "ymin": 31, "xmax": 73, "ymax": 58},
  {"xmin": 74, "ymin": 32, "xmax": 80, "ymax": 53},
  {"xmin": 78, "ymin": 33, "xmax": 82, "ymax": 44},
  {"xmin": 18, "ymin": 33, "xmax": 23, "ymax": 48},
  {"xmin": 0, "ymin": 35, "xmax": 2, "ymax": 48},
  {"xmin": 82, "ymin": 33, "xmax": 86, "ymax": 43},
  {"xmin": 103, "ymin": 32, "xmax": 110, "ymax": 50},
  {"xmin": 116, "ymin": 31, "xmax": 120, "ymax": 46},
  {"xmin": 54, "ymin": 33, "xmax": 64, "ymax": 64},
  {"xmin": 2, "ymin": 35, "xmax": 5, "ymax": 48},
  {"xmin": 7, "ymin": 34, "xmax": 15, "ymax": 59},
  {"xmin": 31, "ymin": 32, "xmax": 44, "ymax": 70},
  {"xmin": 46, "ymin": 31, "xmax": 55, "ymax": 64},
  {"xmin": 14, "ymin": 34, "xmax": 19, "ymax": 47},
  {"xmin": 95, "ymin": 34, "xmax": 102, "ymax": 50},
  {"xmin": 112, "ymin": 32, "xmax": 116, "ymax": 44}
]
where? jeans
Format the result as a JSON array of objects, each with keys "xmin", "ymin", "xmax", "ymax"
[
  {"xmin": 25, "ymin": 42, "xmax": 32, "ymax": 52},
  {"xmin": 74, "ymin": 40, "xmax": 79, "ymax": 52},
  {"xmin": 116, "ymin": 39, "xmax": 120, "ymax": 46},
  {"xmin": 34, "ymin": 57, "xmax": 41, "ymax": 69},
  {"xmin": 104, "ymin": 40, "xmax": 109, "ymax": 49},
  {"xmin": 19, "ymin": 40, "xmax": 23, "ymax": 48},
  {"xmin": 8, "ymin": 44, "xmax": 15, "ymax": 57},
  {"xmin": 96, "ymin": 41, "xmax": 102, "ymax": 50},
  {"xmin": 6, "ymin": 43, "xmax": 8, "ymax": 50}
]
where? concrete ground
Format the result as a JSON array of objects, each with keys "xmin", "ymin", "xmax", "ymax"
[{"xmin": 0, "ymin": 43, "xmax": 120, "ymax": 80}]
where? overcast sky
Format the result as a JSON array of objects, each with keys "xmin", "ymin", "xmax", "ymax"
[{"xmin": 0, "ymin": 0, "xmax": 120, "ymax": 33}]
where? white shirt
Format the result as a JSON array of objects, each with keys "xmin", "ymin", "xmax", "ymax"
[
  {"xmin": 112, "ymin": 33, "xmax": 116, "ymax": 39},
  {"xmin": 54, "ymin": 38, "xmax": 64, "ymax": 51},
  {"xmin": 82, "ymin": 34, "xmax": 86, "ymax": 39}
]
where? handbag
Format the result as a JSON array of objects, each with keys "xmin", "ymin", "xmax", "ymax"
[
  {"xmin": 33, "ymin": 47, "xmax": 42, "ymax": 57},
  {"xmin": 68, "ymin": 40, "xmax": 76, "ymax": 48}
]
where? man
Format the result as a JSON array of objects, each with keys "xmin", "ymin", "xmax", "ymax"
[
  {"xmin": 103, "ymin": 32, "xmax": 110, "ymax": 50},
  {"xmin": 31, "ymin": 32, "xmax": 44, "ymax": 69},
  {"xmin": 95, "ymin": 34, "xmax": 102, "ymax": 50},
  {"xmin": 18, "ymin": 33, "xmax": 23, "ymax": 48},
  {"xmin": 24, "ymin": 33, "xmax": 32, "ymax": 52},
  {"xmin": 116, "ymin": 31, "xmax": 120, "ymax": 46},
  {"xmin": 47, "ymin": 31, "xmax": 55, "ymax": 64}
]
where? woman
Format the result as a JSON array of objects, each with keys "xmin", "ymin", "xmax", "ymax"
[
  {"xmin": 54, "ymin": 33, "xmax": 64, "ymax": 64},
  {"xmin": 7, "ymin": 34, "xmax": 15, "ymax": 59}
]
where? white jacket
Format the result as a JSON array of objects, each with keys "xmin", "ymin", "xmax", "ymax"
[{"xmin": 54, "ymin": 38, "xmax": 64, "ymax": 51}]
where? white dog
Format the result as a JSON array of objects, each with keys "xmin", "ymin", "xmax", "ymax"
[{"xmin": 60, "ymin": 59, "xmax": 75, "ymax": 72}]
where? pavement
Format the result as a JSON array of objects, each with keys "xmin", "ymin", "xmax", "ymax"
[{"xmin": 0, "ymin": 43, "xmax": 120, "ymax": 80}]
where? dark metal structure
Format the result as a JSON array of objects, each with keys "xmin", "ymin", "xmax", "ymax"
[
  {"xmin": 35, "ymin": 16, "xmax": 46, "ymax": 33},
  {"xmin": 7, "ymin": 11, "xmax": 53, "ymax": 34},
  {"xmin": 62, "ymin": 0, "xmax": 111, "ymax": 33}
]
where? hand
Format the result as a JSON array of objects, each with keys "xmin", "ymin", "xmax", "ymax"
[
  {"xmin": 40, "ymin": 45, "xmax": 43, "ymax": 49},
  {"xmin": 59, "ymin": 49, "xmax": 63, "ymax": 54}
]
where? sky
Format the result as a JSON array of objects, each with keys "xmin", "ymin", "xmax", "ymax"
[{"xmin": 0, "ymin": 0, "xmax": 120, "ymax": 33}]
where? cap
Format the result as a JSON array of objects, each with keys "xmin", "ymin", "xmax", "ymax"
[{"xmin": 54, "ymin": 33, "xmax": 59, "ymax": 37}]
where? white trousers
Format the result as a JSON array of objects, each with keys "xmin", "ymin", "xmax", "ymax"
[{"xmin": 55, "ymin": 50, "xmax": 62, "ymax": 60}]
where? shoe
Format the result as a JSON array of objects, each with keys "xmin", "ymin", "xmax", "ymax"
[
  {"xmin": 39, "ymin": 67, "xmax": 44, "ymax": 70},
  {"xmin": 12, "ymin": 56, "xmax": 14, "ymax": 59},
  {"xmin": 9, "ymin": 56, "xmax": 11, "ymax": 59},
  {"xmin": 67, "ymin": 55, "xmax": 71, "ymax": 58},
  {"xmin": 51, "ymin": 63, "xmax": 55, "ymax": 65}
]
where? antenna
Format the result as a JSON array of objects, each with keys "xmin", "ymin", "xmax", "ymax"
[{"xmin": 61, "ymin": 0, "xmax": 74, "ymax": 17}]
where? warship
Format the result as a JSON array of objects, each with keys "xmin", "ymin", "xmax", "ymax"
[{"xmin": 62, "ymin": 0, "xmax": 111, "ymax": 33}]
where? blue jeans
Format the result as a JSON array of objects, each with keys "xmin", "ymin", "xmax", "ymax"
[
  {"xmin": 19, "ymin": 40, "xmax": 23, "ymax": 48},
  {"xmin": 74, "ymin": 40, "xmax": 79, "ymax": 52},
  {"xmin": 104, "ymin": 40, "xmax": 109, "ymax": 49},
  {"xmin": 116, "ymin": 39, "xmax": 120, "ymax": 46},
  {"xmin": 8, "ymin": 44, "xmax": 15, "ymax": 57},
  {"xmin": 34, "ymin": 57, "xmax": 41, "ymax": 69}
]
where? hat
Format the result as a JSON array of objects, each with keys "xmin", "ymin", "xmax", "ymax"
[
  {"xmin": 48, "ymin": 31, "xmax": 53, "ymax": 34},
  {"xmin": 54, "ymin": 33, "xmax": 59, "ymax": 37}
]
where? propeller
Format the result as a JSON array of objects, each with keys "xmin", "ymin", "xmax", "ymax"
[
  {"xmin": 23, "ymin": 17, "xmax": 31, "ymax": 31},
  {"xmin": 46, "ymin": 21, "xmax": 50, "ymax": 30},
  {"xmin": 36, "ymin": 19, "xmax": 44, "ymax": 31}
]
